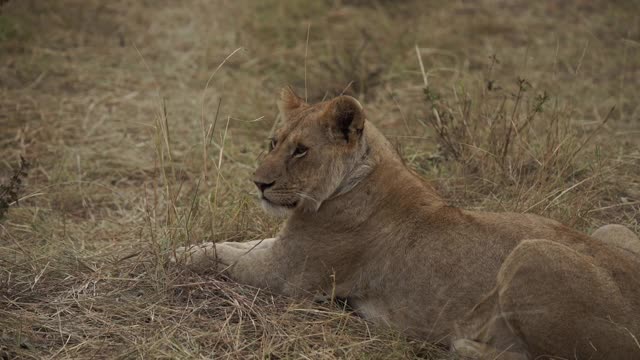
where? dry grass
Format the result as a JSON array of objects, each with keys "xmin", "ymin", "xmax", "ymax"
[{"xmin": 1, "ymin": 0, "xmax": 639, "ymax": 358}]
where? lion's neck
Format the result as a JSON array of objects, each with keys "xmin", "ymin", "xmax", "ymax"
[
  {"xmin": 286, "ymin": 125, "xmax": 446, "ymax": 234},
  {"xmin": 327, "ymin": 144, "xmax": 373, "ymax": 201}
]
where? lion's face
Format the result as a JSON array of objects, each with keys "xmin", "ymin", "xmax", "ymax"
[{"xmin": 252, "ymin": 88, "xmax": 367, "ymax": 216}]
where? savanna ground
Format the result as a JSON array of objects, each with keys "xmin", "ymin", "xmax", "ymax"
[{"xmin": 1, "ymin": 0, "xmax": 639, "ymax": 358}]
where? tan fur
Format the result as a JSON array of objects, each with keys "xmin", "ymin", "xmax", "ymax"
[{"xmin": 174, "ymin": 89, "xmax": 640, "ymax": 359}]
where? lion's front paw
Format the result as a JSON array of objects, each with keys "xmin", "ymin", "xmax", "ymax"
[
  {"xmin": 170, "ymin": 242, "xmax": 241, "ymax": 273},
  {"xmin": 170, "ymin": 242, "xmax": 221, "ymax": 272}
]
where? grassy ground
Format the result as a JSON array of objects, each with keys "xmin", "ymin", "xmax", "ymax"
[{"xmin": 1, "ymin": 0, "xmax": 639, "ymax": 358}]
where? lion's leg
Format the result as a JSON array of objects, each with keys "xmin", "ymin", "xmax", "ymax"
[
  {"xmin": 172, "ymin": 238, "xmax": 323, "ymax": 296},
  {"xmin": 453, "ymin": 282, "xmax": 529, "ymax": 359},
  {"xmin": 172, "ymin": 238, "xmax": 276, "ymax": 267},
  {"xmin": 592, "ymin": 224, "xmax": 640, "ymax": 255},
  {"xmin": 171, "ymin": 238, "xmax": 276, "ymax": 274},
  {"xmin": 456, "ymin": 239, "xmax": 640, "ymax": 360}
]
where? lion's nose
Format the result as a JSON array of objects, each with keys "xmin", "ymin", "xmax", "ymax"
[{"xmin": 254, "ymin": 180, "xmax": 275, "ymax": 193}]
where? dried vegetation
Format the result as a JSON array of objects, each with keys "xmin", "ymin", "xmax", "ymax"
[{"xmin": 1, "ymin": 0, "xmax": 639, "ymax": 358}]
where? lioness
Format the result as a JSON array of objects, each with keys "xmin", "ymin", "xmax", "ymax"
[{"xmin": 174, "ymin": 88, "xmax": 640, "ymax": 359}]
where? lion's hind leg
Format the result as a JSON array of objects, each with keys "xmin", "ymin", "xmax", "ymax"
[
  {"xmin": 452, "ymin": 280, "xmax": 529, "ymax": 359},
  {"xmin": 455, "ymin": 239, "xmax": 640, "ymax": 360}
]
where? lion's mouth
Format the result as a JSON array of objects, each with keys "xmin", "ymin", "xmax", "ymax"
[{"xmin": 261, "ymin": 196, "xmax": 298, "ymax": 209}]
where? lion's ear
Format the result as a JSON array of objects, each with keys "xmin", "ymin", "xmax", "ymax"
[
  {"xmin": 325, "ymin": 95, "xmax": 365, "ymax": 143},
  {"xmin": 277, "ymin": 86, "xmax": 305, "ymax": 120}
]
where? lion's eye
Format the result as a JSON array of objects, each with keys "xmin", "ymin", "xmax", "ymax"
[
  {"xmin": 292, "ymin": 144, "xmax": 308, "ymax": 158},
  {"xmin": 269, "ymin": 138, "xmax": 277, "ymax": 151}
]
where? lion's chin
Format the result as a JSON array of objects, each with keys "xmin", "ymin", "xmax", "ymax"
[{"xmin": 260, "ymin": 198, "xmax": 296, "ymax": 218}]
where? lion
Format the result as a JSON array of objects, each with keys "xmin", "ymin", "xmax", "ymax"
[{"xmin": 173, "ymin": 88, "xmax": 640, "ymax": 359}]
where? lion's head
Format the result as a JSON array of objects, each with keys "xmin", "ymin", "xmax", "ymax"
[{"xmin": 252, "ymin": 87, "xmax": 371, "ymax": 216}]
